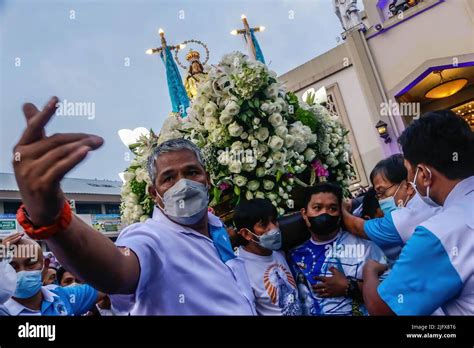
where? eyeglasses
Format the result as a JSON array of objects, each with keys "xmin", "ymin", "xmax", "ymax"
[{"xmin": 375, "ymin": 183, "xmax": 397, "ymax": 199}]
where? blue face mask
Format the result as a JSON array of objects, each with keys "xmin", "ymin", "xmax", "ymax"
[
  {"xmin": 378, "ymin": 196, "xmax": 398, "ymax": 215},
  {"xmin": 378, "ymin": 182, "xmax": 406, "ymax": 215},
  {"xmin": 14, "ymin": 269, "xmax": 43, "ymax": 299}
]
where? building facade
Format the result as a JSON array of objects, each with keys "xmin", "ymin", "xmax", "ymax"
[
  {"xmin": 0, "ymin": 173, "xmax": 122, "ymax": 240},
  {"xmin": 280, "ymin": 0, "xmax": 474, "ymax": 189}
]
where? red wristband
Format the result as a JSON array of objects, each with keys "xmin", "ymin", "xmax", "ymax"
[{"xmin": 16, "ymin": 201, "xmax": 72, "ymax": 240}]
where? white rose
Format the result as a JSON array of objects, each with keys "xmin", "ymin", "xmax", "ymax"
[
  {"xmin": 219, "ymin": 110, "xmax": 233, "ymax": 125},
  {"xmin": 275, "ymin": 126, "xmax": 288, "ymax": 138},
  {"xmin": 263, "ymin": 180, "xmax": 275, "ymax": 191},
  {"xmin": 201, "ymin": 81, "xmax": 212, "ymax": 95},
  {"xmin": 268, "ymin": 104, "xmax": 276, "ymax": 114},
  {"xmin": 204, "ymin": 101, "xmax": 218, "ymax": 117},
  {"xmin": 253, "ymin": 117, "xmax": 260, "ymax": 125},
  {"xmin": 256, "ymin": 167, "xmax": 266, "ymax": 177},
  {"xmin": 260, "ymin": 103, "xmax": 270, "ymax": 113},
  {"xmin": 233, "ymin": 175, "xmax": 248, "ymax": 187},
  {"xmin": 245, "ymin": 190, "xmax": 254, "ymax": 200},
  {"xmin": 273, "ymin": 103, "xmax": 282, "ymax": 113},
  {"xmin": 123, "ymin": 171, "xmax": 135, "ymax": 182},
  {"xmin": 228, "ymin": 121, "xmax": 243, "ymax": 137},
  {"xmin": 248, "ymin": 180, "xmax": 260, "ymax": 191},
  {"xmin": 229, "ymin": 161, "xmax": 242, "ymax": 173},
  {"xmin": 285, "ymin": 134, "xmax": 295, "ymax": 148},
  {"xmin": 225, "ymin": 100, "xmax": 240, "ymax": 116},
  {"xmin": 267, "ymin": 193, "xmax": 278, "ymax": 201},
  {"xmin": 293, "ymin": 139, "xmax": 307, "ymax": 153},
  {"xmin": 196, "ymin": 95, "xmax": 209, "ymax": 106},
  {"xmin": 255, "ymin": 191, "xmax": 265, "ymax": 199},
  {"xmin": 219, "ymin": 151, "xmax": 231, "ymax": 166},
  {"xmin": 121, "ymin": 184, "xmax": 131, "ymax": 195},
  {"xmin": 231, "ymin": 141, "xmax": 244, "ymax": 153},
  {"xmin": 268, "ymin": 136, "xmax": 284, "ymax": 151},
  {"xmin": 204, "ymin": 117, "xmax": 218, "ymax": 131},
  {"xmin": 265, "ymin": 83, "xmax": 279, "ymax": 99},
  {"xmin": 272, "ymin": 151, "xmax": 286, "ymax": 163},
  {"xmin": 135, "ymin": 168, "xmax": 148, "ymax": 183},
  {"xmin": 304, "ymin": 148, "xmax": 316, "ymax": 162},
  {"xmin": 127, "ymin": 193, "xmax": 139, "ymax": 205},
  {"xmin": 255, "ymin": 127, "xmax": 269, "ymax": 142},
  {"xmin": 240, "ymin": 132, "xmax": 248, "ymax": 140},
  {"xmin": 257, "ymin": 143, "xmax": 268, "ymax": 156},
  {"xmin": 269, "ymin": 113, "xmax": 283, "ymax": 127}
]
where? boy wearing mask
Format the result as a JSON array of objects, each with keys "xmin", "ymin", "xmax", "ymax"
[
  {"xmin": 235, "ymin": 199, "xmax": 301, "ymax": 316},
  {"xmin": 289, "ymin": 183, "xmax": 386, "ymax": 316}
]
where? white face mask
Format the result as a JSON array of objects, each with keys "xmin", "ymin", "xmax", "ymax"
[
  {"xmin": 409, "ymin": 166, "xmax": 440, "ymax": 208},
  {"xmin": 247, "ymin": 227, "xmax": 282, "ymax": 250},
  {"xmin": 0, "ymin": 260, "xmax": 17, "ymax": 304},
  {"xmin": 156, "ymin": 178, "xmax": 209, "ymax": 226}
]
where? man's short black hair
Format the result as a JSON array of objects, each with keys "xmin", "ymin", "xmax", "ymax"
[
  {"xmin": 303, "ymin": 182, "xmax": 343, "ymax": 209},
  {"xmin": 56, "ymin": 266, "xmax": 67, "ymax": 284},
  {"xmin": 233, "ymin": 199, "xmax": 277, "ymax": 246},
  {"xmin": 361, "ymin": 187, "xmax": 381, "ymax": 219},
  {"xmin": 369, "ymin": 154, "xmax": 407, "ymax": 186},
  {"xmin": 398, "ymin": 110, "xmax": 474, "ymax": 180}
]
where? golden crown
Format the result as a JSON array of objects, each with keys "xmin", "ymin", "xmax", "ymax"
[{"xmin": 185, "ymin": 49, "xmax": 201, "ymax": 62}]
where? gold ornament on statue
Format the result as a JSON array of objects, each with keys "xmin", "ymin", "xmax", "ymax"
[{"xmin": 174, "ymin": 39, "xmax": 210, "ymax": 99}]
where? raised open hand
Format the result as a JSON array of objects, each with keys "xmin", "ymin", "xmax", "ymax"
[{"xmin": 12, "ymin": 97, "xmax": 104, "ymax": 226}]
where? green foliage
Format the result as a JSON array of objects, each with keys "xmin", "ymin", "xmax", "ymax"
[{"xmin": 294, "ymin": 107, "xmax": 319, "ymax": 133}]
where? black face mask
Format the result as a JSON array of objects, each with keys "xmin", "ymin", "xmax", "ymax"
[{"xmin": 307, "ymin": 213, "xmax": 340, "ymax": 235}]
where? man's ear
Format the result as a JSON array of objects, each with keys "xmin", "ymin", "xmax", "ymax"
[
  {"xmin": 148, "ymin": 185, "xmax": 162, "ymax": 207},
  {"xmin": 148, "ymin": 185, "xmax": 157, "ymax": 199},
  {"xmin": 238, "ymin": 228, "xmax": 253, "ymax": 242},
  {"xmin": 419, "ymin": 165, "xmax": 433, "ymax": 187},
  {"xmin": 405, "ymin": 181, "xmax": 415, "ymax": 198},
  {"xmin": 300, "ymin": 208, "xmax": 310, "ymax": 227}
]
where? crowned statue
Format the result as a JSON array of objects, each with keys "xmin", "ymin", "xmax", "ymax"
[{"xmin": 184, "ymin": 49, "xmax": 207, "ymax": 99}]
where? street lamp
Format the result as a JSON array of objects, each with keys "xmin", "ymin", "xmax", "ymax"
[{"xmin": 375, "ymin": 120, "xmax": 391, "ymax": 143}]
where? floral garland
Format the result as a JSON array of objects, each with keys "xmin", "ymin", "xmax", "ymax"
[{"xmin": 120, "ymin": 52, "xmax": 355, "ymax": 225}]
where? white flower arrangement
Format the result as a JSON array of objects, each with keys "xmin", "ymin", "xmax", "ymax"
[{"xmin": 120, "ymin": 51, "xmax": 355, "ymax": 225}]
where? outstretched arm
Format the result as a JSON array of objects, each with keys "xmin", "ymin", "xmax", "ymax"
[{"xmin": 13, "ymin": 97, "xmax": 139, "ymax": 294}]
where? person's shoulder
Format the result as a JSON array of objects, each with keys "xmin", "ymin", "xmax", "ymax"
[
  {"xmin": 116, "ymin": 218, "xmax": 173, "ymax": 244},
  {"xmin": 339, "ymin": 230, "xmax": 369, "ymax": 245},
  {"xmin": 0, "ymin": 304, "xmax": 11, "ymax": 316},
  {"xmin": 420, "ymin": 203, "xmax": 473, "ymax": 236}
]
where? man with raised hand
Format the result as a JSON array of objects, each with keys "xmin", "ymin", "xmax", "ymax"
[{"xmin": 12, "ymin": 97, "xmax": 256, "ymax": 315}]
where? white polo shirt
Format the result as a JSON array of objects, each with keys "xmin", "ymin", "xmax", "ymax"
[
  {"xmin": 364, "ymin": 192, "xmax": 441, "ymax": 260},
  {"xmin": 111, "ymin": 207, "xmax": 257, "ymax": 315},
  {"xmin": 378, "ymin": 176, "xmax": 474, "ymax": 315}
]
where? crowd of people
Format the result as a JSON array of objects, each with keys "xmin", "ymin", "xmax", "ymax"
[{"xmin": 0, "ymin": 101, "xmax": 473, "ymax": 316}]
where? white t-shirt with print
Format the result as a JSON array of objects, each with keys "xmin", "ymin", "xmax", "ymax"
[{"xmin": 238, "ymin": 247, "xmax": 301, "ymax": 316}]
